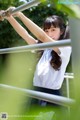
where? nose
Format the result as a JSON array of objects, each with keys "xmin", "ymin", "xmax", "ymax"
[
  {"xmin": 48, "ymin": 32, "xmax": 53, "ymax": 38},
  {"xmin": 48, "ymin": 31, "xmax": 53, "ymax": 37}
]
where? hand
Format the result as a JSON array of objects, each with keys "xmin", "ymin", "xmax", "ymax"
[
  {"xmin": 5, "ymin": 7, "xmax": 22, "ymax": 17},
  {"xmin": 0, "ymin": 10, "xmax": 5, "ymax": 21},
  {"xmin": 5, "ymin": 7, "xmax": 16, "ymax": 17},
  {"xmin": 0, "ymin": 7, "xmax": 15, "ymax": 21}
]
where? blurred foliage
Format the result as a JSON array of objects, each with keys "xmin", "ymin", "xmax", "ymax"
[{"xmin": 0, "ymin": 51, "xmax": 37, "ymax": 120}]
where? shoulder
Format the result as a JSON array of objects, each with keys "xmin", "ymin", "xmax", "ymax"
[
  {"xmin": 59, "ymin": 46, "xmax": 72, "ymax": 61},
  {"xmin": 59, "ymin": 46, "xmax": 72, "ymax": 54}
]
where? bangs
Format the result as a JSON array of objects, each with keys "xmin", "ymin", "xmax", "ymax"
[{"xmin": 43, "ymin": 17, "xmax": 60, "ymax": 30}]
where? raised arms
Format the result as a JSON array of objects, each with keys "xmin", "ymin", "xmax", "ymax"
[{"xmin": 6, "ymin": 15, "xmax": 37, "ymax": 44}]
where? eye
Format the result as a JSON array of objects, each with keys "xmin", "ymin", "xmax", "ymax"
[{"xmin": 52, "ymin": 28, "xmax": 55, "ymax": 31}]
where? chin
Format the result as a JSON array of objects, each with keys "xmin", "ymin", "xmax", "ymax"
[{"xmin": 53, "ymin": 38, "xmax": 57, "ymax": 41}]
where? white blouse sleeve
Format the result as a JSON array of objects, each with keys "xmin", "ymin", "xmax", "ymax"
[{"xmin": 59, "ymin": 46, "xmax": 72, "ymax": 63}]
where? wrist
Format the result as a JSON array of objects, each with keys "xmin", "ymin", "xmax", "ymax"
[
  {"xmin": 18, "ymin": 12, "xmax": 24, "ymax": 19},
  {"xmin": 5, "ymin": 15, "xmax": 13, "ymax": 20}
]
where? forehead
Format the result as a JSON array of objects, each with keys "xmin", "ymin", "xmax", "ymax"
[{"xmin": 46, "ymin": 25, "xmax": 59, "ymax": 29}]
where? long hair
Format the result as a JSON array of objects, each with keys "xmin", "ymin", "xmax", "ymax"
[{"xmin": 38, "ymin": 15, "xmax": 70, "ymax": 70}]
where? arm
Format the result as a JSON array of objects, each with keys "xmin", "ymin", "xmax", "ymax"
[
  {"xmin": 18, "ymin": 13, "xmax": 54, "ymax": 43},
  {"xmin": 4, "ymin": 7, "xmax": 54, "ymax": 43},
  {"xmin": 3, "ymin": 7, "xmax": 59, "ymax": 53},
  {"xmin": 6, "ymin": 16, "xmax": 37, "ymax": 45},
  {"xmin": 17, "ymin": 13, "xmax": 60, "ymax": 54}
]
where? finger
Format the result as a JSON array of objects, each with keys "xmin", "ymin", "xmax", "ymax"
[{"xmin": 6, "ymin": 7, "xmax": 16, "ymax": 14}]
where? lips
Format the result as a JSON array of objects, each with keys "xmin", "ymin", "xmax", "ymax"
[{"xmin": 51, "ymin": 37, "xmax": 56, "ymax": 40}]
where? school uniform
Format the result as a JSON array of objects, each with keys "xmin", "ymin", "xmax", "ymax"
[{"xmin": 33, "ymin": 46, "xmax": 71, "ymax": 106}]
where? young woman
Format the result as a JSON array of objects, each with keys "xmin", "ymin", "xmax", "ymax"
[{"xmin": 0, "ymin": 8, "xmax": 71, "ymax": 106}]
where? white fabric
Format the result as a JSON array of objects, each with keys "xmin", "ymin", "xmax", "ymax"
[{"xmin": 33, "ymin": 46, "xmax": 71, "ymax": 90}]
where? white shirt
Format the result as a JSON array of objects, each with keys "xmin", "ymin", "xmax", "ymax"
[{"xmin": 33, "ymin": 46, "xmax": 71, "ymax": 90}]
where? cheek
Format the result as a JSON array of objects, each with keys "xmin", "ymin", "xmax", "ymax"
[
  {"xmin": 55, "ymin": 28, "xmax": 61, "ymax": 40},
  {"xmin": 58, "ymin": 30, "xmax": 62, "ymax": 39},
  {"xmin": 55, "ymin": 33, "xmax": 61, "ymax": 40}
]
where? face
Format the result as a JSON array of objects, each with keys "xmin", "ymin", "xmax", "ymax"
[{"xmin": 44, "ymin": 25, "xmax": 62, "ymax": 40}]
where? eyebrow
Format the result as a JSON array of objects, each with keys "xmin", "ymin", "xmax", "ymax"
[{"xmin": 45, "ymin": 26, "xmax": 56, "ymax": 29}]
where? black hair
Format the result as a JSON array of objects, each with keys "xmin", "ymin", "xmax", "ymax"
[
  {"xmin": 43, "ymin": 15, "xmax": 69, "ymax": 39},
  {"xmin": 38, "ymin": 15, "xmax": 70, "ymax": 70}
]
